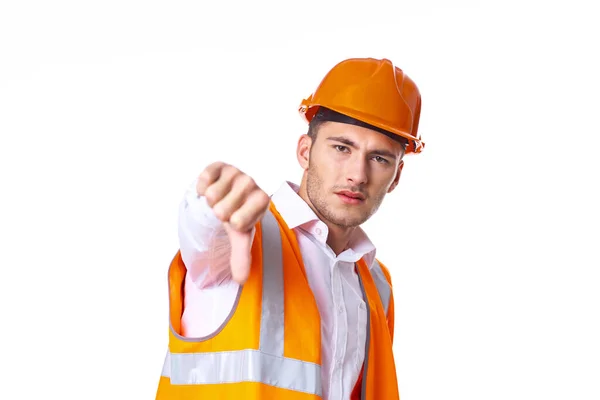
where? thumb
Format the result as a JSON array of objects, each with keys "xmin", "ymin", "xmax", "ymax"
[{"xmin": 224, "ymin": 223, "xmax": 255, "ymax": 284}]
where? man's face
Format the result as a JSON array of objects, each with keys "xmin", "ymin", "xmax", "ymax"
[{"xmin": 298, "ymin": 121, "xmax": 405, "ymax": 229}]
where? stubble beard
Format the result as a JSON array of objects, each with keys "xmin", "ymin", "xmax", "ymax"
[{"xmin": 306, "ymin": 162, "xmax": 384, "ymax": 229}]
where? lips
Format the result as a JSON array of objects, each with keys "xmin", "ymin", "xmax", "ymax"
[
  {"xmin": 336, "ymin": 192, "xmax": 365, "ymax": 205},
  {"xmin": 336, "ymin": 190, "xmax": 366, "ymax": 200}
]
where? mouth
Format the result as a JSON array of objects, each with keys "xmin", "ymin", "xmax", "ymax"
[{"xmin": 335, "ymin": 190, "xmax": 366, "ymax": 205}]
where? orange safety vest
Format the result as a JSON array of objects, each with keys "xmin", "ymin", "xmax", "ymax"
[{"xmin": 155, "ymin": 202, "xmax": 399, "ymax": 399}]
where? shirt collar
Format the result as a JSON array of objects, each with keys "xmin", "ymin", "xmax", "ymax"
[{"xmin": 270, "ymin": 181, "xmax": 377, "ymax": 268}]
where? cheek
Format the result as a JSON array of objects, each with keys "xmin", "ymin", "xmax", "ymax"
[
  {"xmin": 313, "ymin": 153, "xmax": 340, "ymax": 176},
  {"xmin": 318, "ymin": 167, "xmax": 338, "ymax": 187},
  {"xmin": 372, "ymin": 169, "xmax": 396, "ymax": 191}
]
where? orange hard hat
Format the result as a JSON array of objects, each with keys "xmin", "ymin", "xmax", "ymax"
[{"xmin": 299, "ymin": 57, "xmax": 424, "ymax": 154}]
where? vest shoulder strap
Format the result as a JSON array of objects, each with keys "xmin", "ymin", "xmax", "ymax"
[{"xmin": 370, "ymin": 259, "xmax": 392, "ymax": 316}]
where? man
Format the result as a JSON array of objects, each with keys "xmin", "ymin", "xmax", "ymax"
[{"xmin": 155, "ymin": 57, "xmax": 425, "ymax": 400}]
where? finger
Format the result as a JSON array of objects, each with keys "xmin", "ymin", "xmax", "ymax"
[
  {"xmin": 225, "ymin": 224, "xmax": 254, "ymax": 284},
  {"xmin": 212, "ymin": 174, "xmax": 256, "ymax": 222},
  {"xmin": 202, "ymin": 165, "xmax": 242, "ymax": 208},
  {"xmin": 196, "ymin": 162, "xmax": 227, "ymax": 197},
  {"xmin": 228, "ymin": 190, "xmax": 271, "ymax": 232}
]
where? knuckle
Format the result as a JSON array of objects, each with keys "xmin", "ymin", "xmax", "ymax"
[
  {"xmin": 235, "ymin": 173, "xmax": 254, "ymax": 187},
  {"xmin": 197, "ymin": 172, "xmax": 209, "ymax": 185},
  {"xmin": 202, "ymin": 162, "xmax": 226, "ymax": 178},
  {"xmin": 250, "ymin": 190, "xmax": 269, "ymax": 207},
  {"xmin": 229, "ymin": 213, "xmax": 244, "ymax": 230},
  {"xmin": 198, "ymin": 169, "xmax": 216, "ymax": 185},
  {"xmin": 220, "ymin": 166, "xmax": 238, "ymax": 183},
  {"xmin": 212, "ymin": 204, "xmax": 229, "ymax": 221},
  {"xmin": 211, "ymin": 161, "xmax": 226, "ymax": 169},
  {"xmin": 204, "ymin": 186, "xmax": 219, "ymax": 205},
  {"xmin": 259, "ymin": 191, "xmax": 270, "ymax": 205},
  {"xmin": 232, "ymin": 211, "xmax": 253, "ymax": 231},
  {"xmin": 222, "ymin": 164, "xmax": 239, "ymax": 177}
]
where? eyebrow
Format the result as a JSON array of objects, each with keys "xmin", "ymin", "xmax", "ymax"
[{"xmin": 326, "ymin": 136, "xmax": 398, "ymax": 160}]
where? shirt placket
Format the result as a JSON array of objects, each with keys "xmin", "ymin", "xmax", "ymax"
[{"xmin": 329, "ymin": 260, "xmax": 348, "ymax": 399}]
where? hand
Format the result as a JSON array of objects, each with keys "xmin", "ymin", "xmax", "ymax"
[{"xmin": 196, "ymin": 162, "xmax": 271, "ymax": 284}]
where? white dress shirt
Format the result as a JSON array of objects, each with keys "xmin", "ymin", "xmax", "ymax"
[{"xmin": 177, "ymin": 179, "xmax": 378, "ymax": 400}]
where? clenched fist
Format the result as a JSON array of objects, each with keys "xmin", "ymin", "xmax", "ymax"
[{"xmin": 196, "ymin": 162, "xmax": 271, "ymax": 284}]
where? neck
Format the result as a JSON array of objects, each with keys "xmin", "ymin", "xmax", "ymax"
[
  {"xmin": 298, "ymin": 179, "xmax": 356, "ymax": 256},
  {"xmin": 325, "ymin": 224, "xmax": 356, "ymax": 256}
]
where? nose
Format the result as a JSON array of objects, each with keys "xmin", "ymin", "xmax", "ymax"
[{"xmin": 345, "ymin": 156, "xmax": 368, "ymax": 186}]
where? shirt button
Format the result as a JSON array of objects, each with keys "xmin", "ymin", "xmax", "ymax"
[
  {"xmin": 315, "ymin": 227, "xmax": 322, "ymax": 236},
  {"xmin": 337, "ymin": 305, "xmax": 343, "ymax": 314}
]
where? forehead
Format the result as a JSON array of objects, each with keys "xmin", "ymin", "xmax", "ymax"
[{"xmin": 317, "ymin": 121, "xmax": 403, "ymax": 151}]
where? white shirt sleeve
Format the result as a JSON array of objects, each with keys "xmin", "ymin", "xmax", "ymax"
[{"xmin": 177, "ymin": 177, "xmax": 234, "ymax": 288}]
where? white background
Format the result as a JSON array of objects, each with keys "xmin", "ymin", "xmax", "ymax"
[{"xmin": 1, "ymin": 0, "xmax": 599, "ymax": 399}]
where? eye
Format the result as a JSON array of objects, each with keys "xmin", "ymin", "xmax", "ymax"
[
  {"xmin": 373, "ymin": 156, "xmax": 389, "ymax": 164},
  {"xmin": 334, "ymin": 145, "xmax": 349, "ymax": 152}
]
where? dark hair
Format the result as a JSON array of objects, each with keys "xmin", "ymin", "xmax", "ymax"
[
  {"xmin": 307, "ymin": 116, "xmax": 326, "ymax": 140},
  {"xmin": 306, "ymin": 106, "xmax": 409, "ymax": 148}
]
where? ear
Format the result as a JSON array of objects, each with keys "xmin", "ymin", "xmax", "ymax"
[
  {"xmin": 296, "ymin": 134, "xmax": 312, "ymax": 170},
  {"xmin": 387, "ymin": 160, "xmax": 404, "ymax": 193}
]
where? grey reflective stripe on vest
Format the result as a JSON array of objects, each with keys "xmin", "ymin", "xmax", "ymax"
[
  {"xmin": 371, "ymin": 259, "xmax": 392, "ymax": 316},
  {"xmin": 162, "ymin": 350, "xmax": 320, "ymax": 392},
  {"xmin": 259, "ymin": 208, "xmax": 285, "ymax": 355},
  {"xmin": 161, "ymin": 208, "xmax": 322, "ymax": 397}
]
